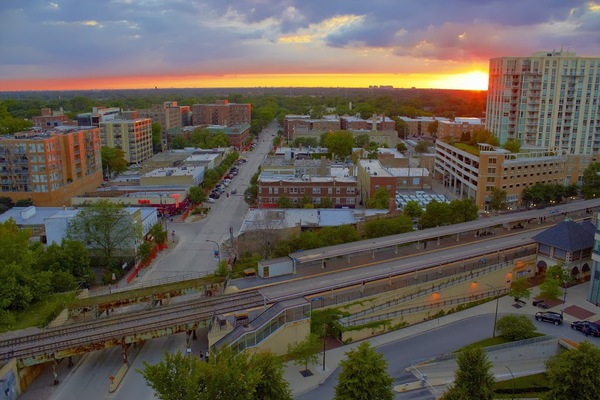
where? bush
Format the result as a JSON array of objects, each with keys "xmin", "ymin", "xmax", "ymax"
[{"xmin": 496, "ymin": 314, "xmax": 536, "ymax": 341}]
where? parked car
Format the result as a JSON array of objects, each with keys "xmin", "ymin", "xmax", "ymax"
[
  {"xmin": 535, "ymin": 311, "xmax": 563, "ymax": 325},
  {"xmin": 571, "ymin": 320, "xmax": 600, "ymax": 337},
  {"xmin": 231, "ymin": 189, "xmax": 237, "ymax": 195},
  {"xmin": 206, "ymin": 197, "xmax": 215, "ymax": 203},
  {"xmin": 209, "ymin": 193, "xmax": 219, "ymax": 199}
]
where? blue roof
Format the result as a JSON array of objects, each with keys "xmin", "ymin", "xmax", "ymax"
[{"xmin": 532, "ymin": 219, "xmax": 595, "ymax": 252}]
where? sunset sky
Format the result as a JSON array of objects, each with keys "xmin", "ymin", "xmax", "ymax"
[{"xmin": 1, "ymin": 0, "xmax": 599, "ymax": 92}]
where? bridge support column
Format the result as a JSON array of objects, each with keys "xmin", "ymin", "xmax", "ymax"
[
  {"xmin": 416, "ymin": 240, "xmax": 420, "ymax": 249},
  {"xmin": 388, "ymin": 275, "xmax": 392, "ymax": 286},
  {"xmin": 185, "ymin": 331, "xmax": 192, "ymax": 348},
  {"xmin": 121, "ymin": 341, "xmax": 129, "ymax": 364},
  {"xmin": 52, "ymin": 356, "xmax": 59, "ymax": 386},
  {"xmin": 395, "ymin": 245, "xmax": 399, "ymax": 255},
  {"xmin": 371, "ymin": 250, "xmax": 375, "ymax": 259},
  {"xmin": 456, "ymin": 233, "xmax": 460, "ymax": 242},
  {"xmin": 330, "ymin": 288, "xmax": 334, "ymax": 300},
  {"xmin": 347, "ymin": 255, "xmax": 351, "ymax": 264},
  {"xmin": 437, "ymin": 236, "xmax": 440, "ymax": 246},
  {"xmin": 192, "ymin": 329, "xmax": 198, "ymax": 340},
  {"xmin": 68, "ymin": 356, "xmax": 73, "ymax": 368}
]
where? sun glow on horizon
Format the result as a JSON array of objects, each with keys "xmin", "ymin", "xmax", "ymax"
[{"xmin": 0, "ymin": 71, "xmax": 489, "ymax": 92}]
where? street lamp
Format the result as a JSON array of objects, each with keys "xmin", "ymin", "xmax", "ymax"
[
  {"xmin": 486, "ymin": 282, "xmax": 500, "ymax": 338},
  {"xmin": 205, "ymin": 240, "xmax": 221, "ymax": 268},
  {"xmin": 561, "ymin": 278, "xmax": 568, "ymax": 316},
  {"xmin": 504, "ymin": 366, "xmax": 515, "ymax": 400}
]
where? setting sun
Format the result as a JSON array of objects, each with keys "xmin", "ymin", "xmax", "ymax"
[{"xmin": 429, "ymin": 71, "xmax": 489, "ymax": 91}]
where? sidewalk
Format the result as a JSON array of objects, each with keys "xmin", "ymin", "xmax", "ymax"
[{"xmin": 285, "ymin": 282, "xmax": 599, "ymax": 397}]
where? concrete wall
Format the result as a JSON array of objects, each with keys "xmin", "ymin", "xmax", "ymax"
[{"xmin": 247, "ymin": 319, "xmax": 311, "ymax": 356}]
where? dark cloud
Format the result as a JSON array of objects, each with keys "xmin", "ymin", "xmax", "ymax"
[{"xmin": 0, "ymin": 0, "xmax": 597, "ymax": 81}]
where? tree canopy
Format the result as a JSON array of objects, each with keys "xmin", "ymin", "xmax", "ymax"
[
  {"xmin": 140, "ymin": 347, "xmax": 292, "ymax": 400},
  {"xmin": 543, "ymin": 341, "xmax": 600, "ymax": 400},
  {"xmin": 366, "ymin": 187, "xmax": 391, "ymax": 209},
  {"xmin": 582, "ymin": 162, "xmax": 600, "ymax": 200},
  {"xmin": 441, "ymin": 346, "xmax": 495, "ymax": 400},
  {"xmin": 334, "ymin": 342, "xmax": 394, "ymax": 400},
  {"xmin": 66, "ymin": 200, "xmax": 141, "ymax": 265},
  {"xmin": 489, "ymin": 187, "xmax": 508, "ymax": 213},
  {"xmin": 323, "ymin": 131, "xmax": 354, "ymax": 159},
  {"xmin": 101, "ymin": 146, "xmax": 128, "ymax": 176},
  {"xmin": 496, "ymin": 314, "xmax": 536, "ymax": 341}
]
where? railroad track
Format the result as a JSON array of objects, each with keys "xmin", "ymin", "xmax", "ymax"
[{"xmin": 0, "ymin": 291, "xmax": 263, "ymax": 361}]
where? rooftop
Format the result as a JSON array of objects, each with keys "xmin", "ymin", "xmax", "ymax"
[{"xmin": 142, "ymin": 166, "xmax": 204, "ymax": 178}]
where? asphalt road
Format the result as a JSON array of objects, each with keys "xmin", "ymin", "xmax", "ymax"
[
  {"xmin": 295, "ymin": 314, "xmax": 599, "ymax": 400},
  {"xmin": 18, "ymin": 122, "xmax": 277, "ymax": 400}
]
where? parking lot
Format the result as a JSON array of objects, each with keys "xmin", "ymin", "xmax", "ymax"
[{"xmin": 396, "ymin": 190, "xmax": 449, "ymax": 209}]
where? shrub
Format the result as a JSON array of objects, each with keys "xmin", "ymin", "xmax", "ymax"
[{"xmin": 496, "ymin": 314, "xmax": 536, "ymax": 341}]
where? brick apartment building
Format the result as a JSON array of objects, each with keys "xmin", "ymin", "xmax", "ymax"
[
  {"xmin": 137, "ymin": 101, "xmax": 183, "ymax": 150},
  {"xmin": 437, "ymin": 117, "xmax": 485, "ymax": 140},
  {"xmin": 0, "ymin": 126, "xmax": 103, "ymax": 206},
  {"xmin": 32, "ymin": 108, "xmax": 77, "ymax": 128},
  {"xmin": 100, "ymin": 116, "xmax": 153, "ymax": 164},
  {"xmin": 191, "ymin": 100, "xmax": 251, "ymax": 126}
]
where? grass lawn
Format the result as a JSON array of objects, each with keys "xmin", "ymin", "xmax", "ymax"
[
  {"xmin": 453, "ymin": 142, "xmax": 480, "ymax": 155},
  {"xmin": 1, "ymin": 292, "xmax": 78, "ymax": 333},
  {"xmin": 494, "ymin": 372, "xmax": 549, "ymax": 398}
]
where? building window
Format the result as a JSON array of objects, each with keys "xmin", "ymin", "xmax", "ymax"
[
  {"xmin": 336, "ymin": 188, "xmax": 341, "ymax": 194},
  {"xmin": 313, "ymin": 187, "xmax": 321, "ymax": 194},
  {"xmin": 489, "ymin": 158, "xmax": 497, "ymax": 164}
]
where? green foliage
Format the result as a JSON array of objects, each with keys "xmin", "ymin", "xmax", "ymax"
[
  {"xmin": 427, "ymin": 120, "xmax": 438, "ymax": 135},
  {"xmin": 276, "ymin": 195, "xmax": 293, "ymax": 208},
  {"xmin": 323, "ymin": 130, "xmax": 354, "ymax": 159},
  {"xmin": 469, "ymin": 128, "xmax": 499, "ymax": 146},
  {"xmin": 396, "ymin": 142, "xmax": 407, "ymax": 152},
  {"xmin": 543, "ymin": 341, "xmax": 600, "ymax": 400},
  {"xmin": 35, "ymin": 239, "xmax": 92, "ymax": 285},
  {"xmin": 137, "ymin": 241, "xmax": 153, "ymax": 264},
  {"xmin": 291, "ymin": 136, "xmax": 319, "ymax": 148},
  {"xmin": 101, "ymin": 146, "xmax": 128, "ymax": 176},
  {"xmin": 66, "ymin": 200, "xmax": 141, "ymax": 265},
  {"xmin": 366, "ymin": 187, "xmax": 390, "ymax": 209},
  {"xmin": 320, "ymin": 197, "xmax": 333, "ymax": 208},
  {"xmin": 288, "ymin": 333, "xmax": 320, "ymax": 372},
  {"xmin": 188, "ymin": 186, "xmax": 206, "ymax": 204},
  {"xmin": 441, "ymin": 346, "xmax": 495, "ymax": 400},
  {"xmin": 354, "ymin": 134, "xmax": 371, "ymax": 148},
  {"xmin": 0, "ymin": 196, "xmax": 14, "ymax": 214},
  {"xmin": 140, "ymin": 347, "xmax": 289, "ymax": 400},
  {"xmin": 539, "ymin": 273, "xmax": 563, "ymax": 301},
  {"xmin": 170, "ymin": 135, "xmax": 187, "ymax": 149},
  {"xmin": 419, "ymin": 200, "xmax": 451, "ymax": 228},
  {"xmin": 522, "ymin": 182, "xmax": 568, "ymax": 207},
  {"xmin": 582, "ymin": 162, "xmax": 600, "ymax": 200},
  {"xmin": 449, "ymin": 198, "xmax": 479, "ymax": 223},
  {"xmin": 364, "ymin": 215, "xmax": 413, "ymax": 238},
  {"xmin": 334, "ymin": 342, "xmax": 394, "ymax": 400},
  {"xmin": 502, "ymin": 138, "xmax": 522, "ymax": 153},
  {"xmin": 489, "ymin": 187, "xmax": 508, "ymax": 213},
  {"xmin": 151, "ymin": 122, "xmax": 162, "ymax": 153},
  {"xmin": 414, "ymin": 140, "xmax": 430, "ymax": 153},
  {"xmin": 310, "ymin": 308, "xmax": 347, "ymax": 339},
  {"xmin": 149, "ymin": 223, "xmax": 167, "ymax": 245},
  {"xmin": 402, "ymin": 200, "xmax": 423, "ymax": 218},
  {"xmin": 0, "ymin": 104, "xmax": 33, "ymax": 134},
  {"xmin": 15, "ymin": 198, "xmax": 33, "ymax": 207},
  {"xmin": 496, "ymin": 314, "xmax": 536, "ymax": 341},
  {"xmin": 508, "ymin": 277, "xmax": 531, "ymax": 302}
]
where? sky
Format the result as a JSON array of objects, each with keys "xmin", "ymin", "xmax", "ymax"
[{"xmin": 1, "ymin": 0, "xmax": 599, "ymax": 92}]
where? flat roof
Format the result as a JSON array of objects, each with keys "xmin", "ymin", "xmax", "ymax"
[{"xmin": 143, "ymin": 166, "xmax": 204, "ymax": 178}]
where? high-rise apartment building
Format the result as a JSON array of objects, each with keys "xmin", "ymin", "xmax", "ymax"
[
  {"xmin": 486, "ymin": 50, "xmax": 600, "ymax": 155},
  {"xmin": 0, "ymin": 126, "xmax": 103, "ymax": 206},
  {"xmin": 191, "ymin": 100, "xmax": 251, "ymax": 126},
  {"xmin": 138, "ymin": 101, "xmax": 183, "ymax": 150},
  {"xmin": 100, "ymin": 118, "xmax": 153, "ymax": 165}
]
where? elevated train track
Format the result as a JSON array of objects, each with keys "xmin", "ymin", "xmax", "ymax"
[{"xmin": 2, "ymin": 199, "xmax": 598, "ymax": 367}]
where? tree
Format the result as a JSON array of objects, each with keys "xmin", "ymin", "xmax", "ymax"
[
  {"xmin": 151, "ymin": 122, "xmax": 163, "ymax": 153},
  {"xmin": 170, "ymin": 135, "xmax": 188, "ymax": 149},
  {"xmin": 508, "ymin": 276, "xmax": 531, "ymax": 303},
  {"xmin": 252, "ymin": 351, "xmax": 293, "ymax": 400},
  {"xmin": 364, "ymin": 216, "xmax": 413, "ymax": 238},
  {"xmin": 35, "ymin": 239, "xmax": 92, "ymax": 286},
  {"xmin": 420, "ymin": 200, "xmax": 451, "ymax": 229},
  {"xmin": 496, "ymin": 314, "xmax": 536, "ymax": 341},
  {"xmin": 188, "ymin": 186, "xmax": 206, "ymax": 204},
  {"xmin": 291, "ymin": 136, "xmax": 319, "ymax": 148},
  {"xmin": 449, "ymin": 198, "xmax": 479, "ymax": 223},
  {"xmin": 440, "ymin": 346, "xmax": 495, "ymax": 400},
  {"xmin": 396, "ymin": 142, "xmax": 407, "ymax": 152},
  {"xmin": 66, "ymin": 200, "xmax": 141, "ymax": 265},
  {"xmin": 320, "ymin": 197, "xmax": 333, "ymax": 208},
  {"xmin": 502, "ymin": 138, "xmax": 521, "ymax": 153},
  {"xmin": 141, "ymin": 347, "xmax": 291, "ymax": 400},
  {"xmin": 354, "ymin": 134, "xmax": 371, "ymax": 148},
  {"xmin": 489, "ymin": 187, "xmax": 508, "ymax": 213},
  {"xmin": 366, "ymin": 187, "xmax": 390, "ymax": 209},
  {"xmin": 543, "ymin": 341, "xmax": 600, "ymax": 400},
  {"xmin": 414, "ymin": 140, "xmax": 429, "ymax": 153},
  {"xmin": 277, "ymin": 195, "xmax": 293, "ymax": 208},
  {"xmin": 427, "ymin": 120, "xmax": 438, "ymax": 136},
  {"xmin": 334, "ymin": 342, "xmax": 394, "ymax": 400},
  {"xmin": 101, "ymin": 146, "xmax": 128, "ymax": 177},
  {"xmin": 402, "ymin": 200, "xmax": 423, "ymax": 218},
  {"xmin": 0, "ymin": 196, "xmax": 14, "ymax": 214},
  {"xmin": 287, "ymin": 333, "xmax": 320, "ymax": 373},
  {"xmin": 582, "ymin": 162, "xmax": 600, "ymax": 199},
  {"xmin": 538, "ymin": 273, "xmax": 562, "ymax": 302},
  {"xmin": 324, "ymin": 130, "xmax": 354, "ymax": 159},
  {"xmin": 470, "ymin": 128, "xmax": 499, "ymax": 146}
]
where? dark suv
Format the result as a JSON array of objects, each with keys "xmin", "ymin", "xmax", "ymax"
[
  {"xmin": 535, "ymin": 311, "xmax": 563, "ymax": 325},
  {"xmin": 571, "ymin": 320, "xmax": 600, "ymax": 337}
]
